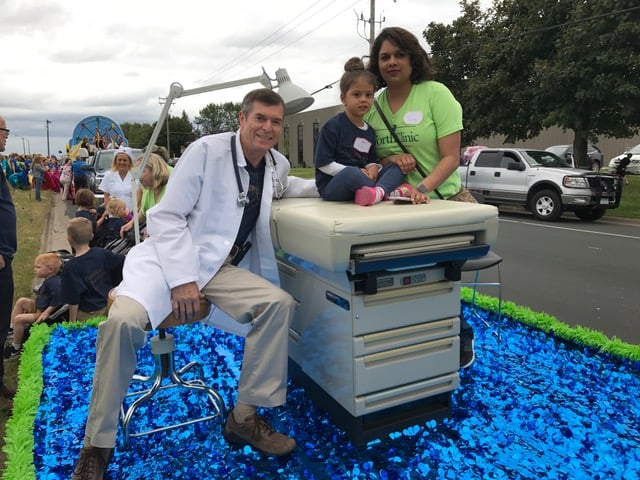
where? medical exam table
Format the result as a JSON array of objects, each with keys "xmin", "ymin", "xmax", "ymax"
[{"xmin": 270, "ymin": 198, "xmax": 499, "ymax": 445}]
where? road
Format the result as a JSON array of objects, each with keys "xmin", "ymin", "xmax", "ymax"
[{"xmin": 464, "ymin": 210, "xmax": 640, "ymax": 345}]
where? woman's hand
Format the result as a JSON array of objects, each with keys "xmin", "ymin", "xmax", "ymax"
[
  {"xmin": 409, "ymin": 189, "xmax": 430, "ymax": 204},
  {"xmin": 386, "ymin": 154, "xmax": 416, "ymax": 174},
  {"xmin": 120, "ymin": 220, "xmax": 133, "ymax": 239},
  {"xmin": 361, "ymin": 165, "xmax": 379, "ymax": 181}
]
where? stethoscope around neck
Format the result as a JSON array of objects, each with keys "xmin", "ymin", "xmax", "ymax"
[{"xmin": 230, "ymin": 134, "xmax": 284, "ymax": 206}]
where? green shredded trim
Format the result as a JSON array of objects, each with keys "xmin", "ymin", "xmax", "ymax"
[
  {"xmin": 2, "ymin": 317, "xmax": 106, "ymax": 480},
  {"xmin": 461, "ymin": 287, "xmax": 640, "ymax": 362},
  {"xmin": 3, "ymin": 292, "xmax": 640, "ymax": 479}
]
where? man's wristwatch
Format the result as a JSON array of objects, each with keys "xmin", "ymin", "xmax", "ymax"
[{"xmin": 416, "ymin": 183, "xmax": 430, "ymax": 195}]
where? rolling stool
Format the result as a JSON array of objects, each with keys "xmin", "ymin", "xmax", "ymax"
[
  {"xmin": 107, "ymin": 290, "xmax": 227, "ymax": 447},
  {"xmin": 461, "ymin": 251, "xmax": 503, "ymax": 334}
]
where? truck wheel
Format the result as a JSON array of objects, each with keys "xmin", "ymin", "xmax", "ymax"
[
  {"xmin": 574, "ymin": 207, "xmax": 606, "ymax": 221},
  {"xmin": 530, "ymin": 190, "xmax": 562, "ymax": 221},
  {"xmin": 591, "ymin": 161, "xmax": 601, "ymax": 172}
]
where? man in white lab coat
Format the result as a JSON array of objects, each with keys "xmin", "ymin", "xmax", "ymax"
[{"xmin": 73, "ymin": 89, "xmax": 313, "ymax": 479}]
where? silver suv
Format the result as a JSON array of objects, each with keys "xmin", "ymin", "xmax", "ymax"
[
  {"xmin": 86, "ymin": 148, "xmax": 143, "ymax": 202},
  {"xmin": 545, "ymin": 144, "xmax": 604, "ymax": 171}
]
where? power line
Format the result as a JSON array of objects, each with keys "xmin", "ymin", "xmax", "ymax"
[
  {"xmin": 196, "ymin": 0, "xmax": 356, "ymax": 85},
  {"xmin": 196, "ymin": 1, "xmax": 330, "ymax": 84}
]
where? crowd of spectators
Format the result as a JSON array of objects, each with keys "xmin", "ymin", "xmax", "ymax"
[{"xmin": 2, "ymin": 145, "xmax": 175, "ymax": 360}]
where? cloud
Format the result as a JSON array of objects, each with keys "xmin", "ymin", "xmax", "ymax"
[{"xmin": 2, "ymin": 0, "xmax": 488, "ymax": 155}]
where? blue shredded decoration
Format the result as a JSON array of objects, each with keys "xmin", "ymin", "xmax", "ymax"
[{"xmin": 34, "ymin": 306, "xmax": 640, "ymax": 479}]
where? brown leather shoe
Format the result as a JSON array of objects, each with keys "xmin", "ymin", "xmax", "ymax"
[
  {"xmin": 71, "ymin": 446, "xmax": 113, "ymax": 480},
  {"xmin": 0, "ymin": 384, "xmax": 16, "ymax": 399},
  {"xmin": 224, "ymin": 412, "xmax": 296, "ymax": 457}
]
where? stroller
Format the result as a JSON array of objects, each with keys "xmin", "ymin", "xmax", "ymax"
[{"xmin": 92, "ymin": 206, "xmax": 138, "ymax": 256}]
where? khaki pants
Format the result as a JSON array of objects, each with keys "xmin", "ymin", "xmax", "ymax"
[{"xmin": 84, "ymin": 263, "xmax": 296, "ymax": 448}]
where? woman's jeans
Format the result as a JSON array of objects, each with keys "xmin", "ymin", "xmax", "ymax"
[{"xmin": 34, "ymin": 176, "xmax": 43, "ymax": 201}]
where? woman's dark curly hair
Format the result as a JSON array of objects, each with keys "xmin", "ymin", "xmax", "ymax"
[{"xmin": 368, "ymin": 27, "xmax": 435, "ymax": 89}]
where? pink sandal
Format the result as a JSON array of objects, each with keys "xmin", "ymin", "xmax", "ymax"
[
  {"xmin": 388, "ymin": 183, "xmax": 413, "ymax": 198},
  {"xmin": 355, "ymin": 186, "xmax": 378, "ymax": 206}
]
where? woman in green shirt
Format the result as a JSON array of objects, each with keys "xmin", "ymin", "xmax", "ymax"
[
  {"xmin": 365, "ymin": 26, "xmax": 463, "ymax": 202},
  {"xmin": 119, "ymin": 153, "xmax": 171, "ymax": 239}
]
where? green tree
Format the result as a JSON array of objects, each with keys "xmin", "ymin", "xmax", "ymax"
[
  {"xmin": 425, "ymin": 0, "xmax": 640, "ymax": 166},
  {"xmin": 425, "ymin": 0, "xmax": 490, "ymax": 146},
  {"xmin": 151, "ymin": 110, "xmax": 198, "ymax": 158},
  {"xmin": 121, "ymin": 122, "xmax": 154, "ymax": 149},
  {"xmin": 194, "ymin": 102, "xmax": 241, "ymax": 135},
  {"xmin": 123, "ymin": 111, "xmax": 197, "ymax": 157}
]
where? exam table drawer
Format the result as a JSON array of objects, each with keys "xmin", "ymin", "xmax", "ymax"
[
  {"xmin": 354, "ymin": 336, "xmax": 460, "ymax": 396},
  {"xmin": 353, "ymin": 372, "xmax": 460, "ymax": 417},
  {"xmin": 353, "ymin": 317, "xmax": 460, "ymax": 356},
  {"xmin": 352, "ymin": 281, "xmax": 460, "ymax": 336}
]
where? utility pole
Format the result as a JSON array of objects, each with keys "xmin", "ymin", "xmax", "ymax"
[
  {"xmin": 369, "ymin": 0, "xmax": 375, "ymax": 49},
  {"xmin": 158, "ymin": 97, "xmax": 174, "ymax": 155},
  {"xmin": 356, "ymin": 0, "xmax": 392, "ymax": 49},
  {"xmin": 45, "ymin": 120, "xmax": 52, "ymax": 157}
]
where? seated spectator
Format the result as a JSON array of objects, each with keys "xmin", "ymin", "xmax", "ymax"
[
  {"xmin": 5, "ymin": 253, "xmax": 64, "ymax": 359},
  {"xmin": 61, "ymin": 218, "xmax": 126, "ymax": 323},
  {"xmin": 74, "ymin": 189, "xmax": 103, "ymax": 246},
  {"xmin": 101, "ymin": 198, "xmax": 131, "ymax": 244}
]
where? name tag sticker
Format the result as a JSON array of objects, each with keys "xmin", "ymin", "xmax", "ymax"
[
  {"xmin": 353, "ymin": 137, "xmax": 372, "ymax": 153},
  {"xmin": 404, "ymin": 111, "xmax": 423, "ymax": 125}
]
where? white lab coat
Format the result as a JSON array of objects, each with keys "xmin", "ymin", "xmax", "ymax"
[{"xmin": 116, "ymin": 131, "xmax": 317, "ymax": 329}]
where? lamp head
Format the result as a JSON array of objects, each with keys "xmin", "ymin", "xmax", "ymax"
[{"xmin": 274, "ymin": 68, "xmax": 314, "ymax": 115}]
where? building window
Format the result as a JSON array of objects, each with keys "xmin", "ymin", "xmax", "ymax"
[
  {"xmin": 297, "ymin": 122, "xmax": 305, "ymax": 167},
  {"xmin": 282, "ymin": 123, "xmax": 290, "ymax": 157},
  {"xmin": 313, "ymin": 118, "xmax": 320, "ymax": 150}
]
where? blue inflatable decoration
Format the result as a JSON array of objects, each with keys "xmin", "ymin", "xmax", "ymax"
[{"xmin": 69, "ymin": 115, "xmax": 128, "ymax": 149}]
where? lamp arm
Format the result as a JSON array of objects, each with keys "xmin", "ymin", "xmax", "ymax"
[{"xmin": 131, "ymin": 69, "xmax": 273, "ymax": 245}]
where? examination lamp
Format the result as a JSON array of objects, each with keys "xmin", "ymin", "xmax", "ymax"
[{"xmin": 130, "ymin": 67, "xmax": 314, "ymax": 244}]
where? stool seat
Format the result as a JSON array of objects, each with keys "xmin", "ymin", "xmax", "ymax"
[
  {"xmin": 107, "ymin": 290, "xmax": 226, "ymax": 446},
  {"xmin": 461, "ymin": 251, "xmax": 502, "ymax": 272},
  {"xmin": 107, "ymin": 289, "xmax": 211, "ymax": 330}
]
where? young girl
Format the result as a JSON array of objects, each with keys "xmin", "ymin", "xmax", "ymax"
[
  {"xmin": 60, "ymin": 157, "xmax": 73, "ymax": 200},
  {"xmin": 101, "ymin": 198, "xmax": 131, "ymax": 244},
  {"xmin": 5, "ymin": 253, "xmax": 63, "ymax": 359},
  {"xmin": 314, "ymin": 57, "xmax": 408, "ymax": 206}
]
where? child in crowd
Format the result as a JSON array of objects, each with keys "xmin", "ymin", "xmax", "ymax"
[
  {"xmin": 314, "ymin": 57, "xmax": 407, "ymax": 206},
  {"xmin": 61, "ymin": 218, "xmax": 126, "ymax": 323},
  {"xmin": 59, "ymin": 157, "xmax": 73, "ymax": 200},
  {"xmin": 74, "ymin": 188, "xmax": 99, "ymax": 236},
  {"xmin": 102, "ymin": 198, "xmax": 131, "ymax": 244},
  {"xmin": 5, "ymin": 253, "xmax": 64, "ymax": 359}
]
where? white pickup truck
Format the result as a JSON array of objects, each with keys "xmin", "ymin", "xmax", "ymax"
[{"xmin": 458, "ymin": 148, "xmax": 622, "ymax": 221}]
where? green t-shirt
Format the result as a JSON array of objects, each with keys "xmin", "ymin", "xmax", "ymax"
[
  {"xmin": 365, "ymin": 81, "xmax": 463, "ymax": 199},
  {"xmin": 140, "ymin": 165, "xmax": 173, "ymax": 215},
  {"xmin": 140, "ymin": 184, "xmax": 167, "ymax": 215}
]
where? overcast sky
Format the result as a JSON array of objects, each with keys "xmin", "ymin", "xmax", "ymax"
[{"xmin": 2, "ymin": 0, "xmax": 489, "ymax": 156}]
